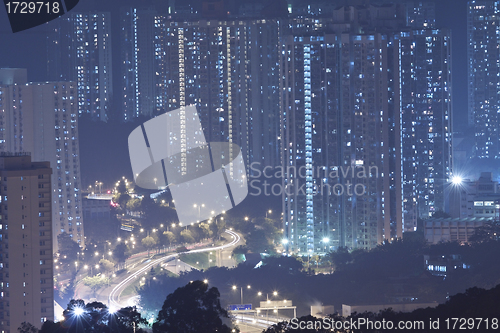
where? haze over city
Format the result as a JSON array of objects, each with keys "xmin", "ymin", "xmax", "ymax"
[{"xmin": 1, "ymin": 0, "xmax": 500, "ymax": 332}]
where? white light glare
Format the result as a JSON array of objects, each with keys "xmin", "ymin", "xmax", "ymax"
[
  {"xmin": 74, "ymin": 307, "xmax": 85, "ymax": 316},
  {"xmin": 451, "ymin": 176, "xmax": 463, "ymax": 185}
]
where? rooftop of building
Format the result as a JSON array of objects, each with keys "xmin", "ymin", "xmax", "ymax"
[{"xmin": 425, "ymin": 216, "xmax": 494, "ymax": 223}]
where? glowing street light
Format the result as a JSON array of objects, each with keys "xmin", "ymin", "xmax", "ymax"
[
  {"xmin": 194, "ymin": 203, "xmax": 205, "ymax": 219},
  {"xmin": 73, "ymin": 307, "xmax": 85, "ymax": 316},
  {"xmin": 232, "ymin": 285, "xmax": 251, "ymax": 304},
  {"xmin": 451, "ymin": 175, "xmax": 463, "ymax": 185}
]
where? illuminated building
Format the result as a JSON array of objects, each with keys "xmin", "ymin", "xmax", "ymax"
[
  {"xmin": 467, "ymin": 1, "xmax": 500, "ymax": 158},
  {"xmin": 0, "ymin": 69, "xmax": 84, "ymax": 251},
  {"xmin": 47, "ymin": 12, "xmax": 113, "ymax": 121},
  {"xmin": 0, "ymin": 153, "xmax": 54, "ymax": 331}
]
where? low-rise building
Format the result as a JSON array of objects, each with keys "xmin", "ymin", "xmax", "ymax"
[
  {"xmin": 342, "ymin": 302, "xmax": 438, "ymax": 317},
  {"xmin": 424, "ymin": 217, "xmax": 490, "ymax": 244},
  {"xmin": 424, "ymin": 254, "xmax": 471, "ymax": 277}
]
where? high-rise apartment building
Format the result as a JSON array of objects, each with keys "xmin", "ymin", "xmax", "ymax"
[
  {"xmin": 0, "ymin": 153, "xmax": 54, "ymax": 332},
  {"xmin": 121, "ymin": 7, "xmax": 158, "ymax": 121},
  {"xmin": 47, "ymin": 12, "xmax": 113, "ymax": 122},
  {"xmin": 150, "ymin": 17, "xmax": 282, "ymax": 172},
  {"xmin": 400, "ymin": 28, "xmax": 453, "ymax": 230},
  {"xmin": 281, "ymin": 2, "xmax": 452, "ymax": 253},
  {"xmin": 281, "ymin": 33, "xmax": 403, "ymax": 254},
  {"xmin": 467, "ymin": 1, "xmax": 500, "ymax": 158},
  {"xmin": 0, "ymin": 69, "xmax": 84, "ymax": 252}
]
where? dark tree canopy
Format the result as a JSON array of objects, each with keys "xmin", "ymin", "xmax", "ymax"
[
  {"xmin": 40, "ymin": 300, "xmax": 147, "ymax": 333},
  {"xmin": 112, "ymin": 242, "xmax": 130, "ymax": 264},
  {"xmin": 262, "ymin": 255, "xmax": 304, "ymax": 274},
  {"xmin": 152, "ymin": 280, "xmax": 235, "ymax": 333},
  {"xmin": 57, "ymin": 232, "xmax": 81, "ymax": 266}
]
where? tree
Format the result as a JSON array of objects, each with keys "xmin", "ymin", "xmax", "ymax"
[
  {"xmin": 180, "ymin": 229, "xmax": 195, "ymax": 244},
  {"xmin": 163, "ymin": 231, "xmax": 176, "ymax": 248},
  {"xmin": 57, "ymin": 232, "xmax": 81, "ymax": 267},
  {"xmin": 117, "ymin": 180, "xmax": 127, "ymax": 194},
  {"xmin": 311, "ymin": 254, "xmax": 321, "ymax": 269},
  {"xmin": 18, "ymin": 322, "xmax": 38, "ymax": 333},
  {"xmin": 142, "ymin": 236, "xmax": 157, "ymax": 256},
  {"xmin": 126, "ymin": 198, "xmax": 141, "ymax": 213},
  {"xmin": 117, "ymin": 193, "xmax": 131, "ymax": 209},
  {"xmin": 59, "ymin": 299, "xmax": 149, "ymax": 333},
  {"xmin": 140, "ymin": 195, "xmax": 155, "ymax": 211},
  {"xmin": 40, "ymin": 320, "xmax": 62, "ymax": 333},
  {"xmin": 211, "ymin": 219, "xmax": 226, "ymax": 240},
  {"xmin": 152, "ymin": 281, "xmax": 235, "ymax": 333},
  {"xmin": 99, "ymin": 258, "xmax": 115, "ymax": 273},
  {"xmin": 246, "ymin": 229, "xmax": 273, "ymax": 253},
  {"xmin": 56, "ymin": 271, "xmax": 77, "ymax": 307},
  {"xmin": 329, "ymin": 247, "xmax": 351, "ymax": 271},
  {"xmin": 112, "ymin": 307, "xmax": 148, "ymax": 333},
  {"xmin": 113, "ymin": 242, "xmax": 130, "ymax": 267},
  {"xmin": 82, "ymin": 275, "xmax": 109, "ymax": 298},
  {"xmin": 262, "ymin": 255, "xmax": 304, "ymax": 273},
  {"xmin": 232, "ymin": 245, "xmax": 248, "ymax": 256},
  {"xmin": 469, "ymin": 222, "xmax": 500, "ymax": 243},
  {"xmin": 198, "ymin": 222, "xmax": 213, "ymax": 239}
]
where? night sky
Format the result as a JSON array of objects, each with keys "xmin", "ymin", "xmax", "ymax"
[{"xmin": 0, "ymin": 0, "xmax": 469, "ymax": 131}]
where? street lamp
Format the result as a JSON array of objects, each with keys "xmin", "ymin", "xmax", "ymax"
[
  {"xmin": 451, "ymin": 175, "xmax": 463, "ymax": 185},
  {"xmin": 73, "ymin": 307, "xmax": 85, "ymax": 317},
  {"xmin": 194, "ymin": 203, "xmax": 205, "ymax": 220},
  {"xmin": 232, "ymin": 285, "xmax": 251, "ymax": 304},
  {"xmin": 322, "ymin": 237, "xmax": 330, "ymax": 253},
  {"xmin": 85, "ymin": 264, "xmax": 100, "ymax": 276},
  {"xmin": 266, "ymin": 210, "xmax": 272, "ymax": 218}
]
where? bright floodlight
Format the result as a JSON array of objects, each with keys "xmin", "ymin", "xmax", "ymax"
[
  {"xmin": 74, "ymin": 307, "xmax": 85, "ymax": 316},
  {"xmin": 108, "ymin": 307, "xmax": 117, "ymax": 314},
  {"xmin": 281, "ymin": 239, "xmax": 289, "ymax": 245},
  {"xmin": 322, "ymin": 237, "xmax": 330, "ymax": 243},
  {"xmin": 451, "ymin": 176, "xmax": 463, "ymax": 185}
]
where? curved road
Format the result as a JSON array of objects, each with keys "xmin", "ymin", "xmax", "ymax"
[{"xmin": 109, "ymin": 229, "xmax": 241, "ymax": 309}]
